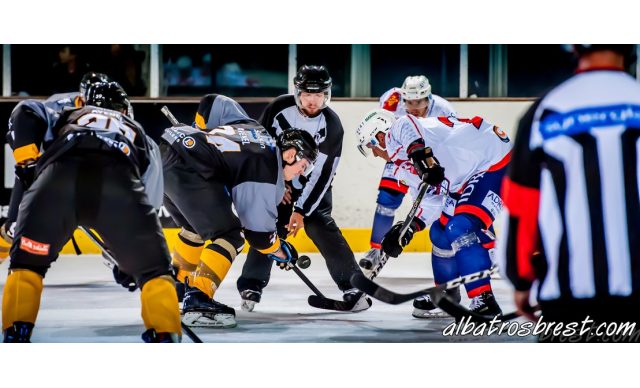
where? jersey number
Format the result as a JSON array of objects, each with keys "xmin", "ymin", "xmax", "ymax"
[
  {"xmin": 77, "ymin": 113, "xmax": 137, "ymax": 143},
  {"xmin": 205, "ymin": 126, "xmax": 241, "ymax": 152}
]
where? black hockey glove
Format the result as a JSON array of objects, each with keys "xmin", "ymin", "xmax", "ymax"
[
  {"xmin": 381, "ymin": 220, "xmax": 423, "ymax": 258},
  {"xmin": 270, "ymin": 240, "xmax": 299, "ymax": 271},
  {"xmin": 408, "ymin": 145, "xmax": 445, "ymax": 186},
  {"xmin": 15, "ymin": 162, "xmax": 37, "ymax": 190},
  {"xmin": 111, "ymin": 262, "xmax": 138, "ymax": 292}
]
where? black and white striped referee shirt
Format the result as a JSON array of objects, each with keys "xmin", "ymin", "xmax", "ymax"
[{"xmin": 498, "ymin": 67, "xmax": 640, "ymax": 302}]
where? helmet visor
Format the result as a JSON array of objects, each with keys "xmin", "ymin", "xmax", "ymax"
[{"xmin": 296, "ymin": 153, "xmax": 315, "ymax": 177}]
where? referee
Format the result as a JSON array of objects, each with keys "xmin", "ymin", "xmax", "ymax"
[{"xmin": 498, "ymin": 45, "xmax": 640, "ymax": 342}]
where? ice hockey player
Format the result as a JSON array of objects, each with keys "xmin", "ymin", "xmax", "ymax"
[
  {"xmin": 356, "ymin": 109, "xmax": 512, "ymax": 318},
  {"xmin": 361, "ymin": 76, "xmax": 456, "ymax": 273},
  {"xmin": 0, "ymin": 72, "xmax": 111, "ymax": 260},
  {"xmin": 160, "ymin": 93, "xmax": 319, "ymax": 327},
  {"xmin": 236, "ymin": 65, "xmax": 370, "ymax": 312},
  {"xmin": 2, "ymin": 81, "xmax": 181, "ymax": 342}
]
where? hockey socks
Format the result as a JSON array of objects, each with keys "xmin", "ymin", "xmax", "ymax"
[
  {"xmin": 140, "ymin": 275, "xmax": 182, "ymax": 336},
  {"xmin": 2, "ymin": 269, "xmax": 43, "ymax": 331},
  {"xmin": 172, "ymin": 230, "xmax": 204, "ymax": 284}
]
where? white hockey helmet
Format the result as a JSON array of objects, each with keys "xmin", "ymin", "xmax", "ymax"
[
  {"xmin": 355, "ymin": 109, "xmax": 396, "ymax": 157},
  {"xmin": 401, "ymin": 75, "xmax": 432, "ymax": 101}
]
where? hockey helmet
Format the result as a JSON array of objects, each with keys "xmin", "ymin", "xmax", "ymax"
[
  {"xmin": 293, "ymin": 65, "xmax": 332, "ymax": 110},
  {"xmin": 79, "ymin": 72, "xmax": 111, "ymax": 101},
  {"xmin": 86, "ymin": 81, "xmax": 132, "ymax": 117},
  {"xmin": 355, "ymin": 109, "xmax": 396, "ymax": 157},
  {"xmin": 401, "ymin": 75, "xmax": 432, "ymax": 101},
  {"xmin": 278, "ymin": 128, "xmax": 319, "ymax": 176}
]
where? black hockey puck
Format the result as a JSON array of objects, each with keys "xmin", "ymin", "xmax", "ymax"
[
  {"xmin": 359, "ymin": 258, "xmax": 373, "ymax": 270},
  {"xmin": 298, "ymin": 255, "xmax": 311, "ymax": 269}
]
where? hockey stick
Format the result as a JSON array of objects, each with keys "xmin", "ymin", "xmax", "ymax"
[
  {"xmin": 351, "ymin": 265, "xmax": 498, "ymax": 305},
  {"xmin": 429, "ymin": 290, "xmax": 526, "ymax": 323},
  {"xmin": 78, "ymin": 227, "xmax": 203, "ymax": 343},
  {"xmin": 160, "ymin": 105, "xmax": 181, "ymax": 126}
]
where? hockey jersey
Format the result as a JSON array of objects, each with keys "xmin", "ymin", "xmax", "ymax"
[
  {"xmin": 161, "ymin": 123, "xmax": 285, "ymax": 251},
  {"xmin": 379, "ymin": 87, "xmax": 456, "ymax": 118},
  {"xmin": 386, "ymin": 115, "xmax": 512, "ymax": 193}
]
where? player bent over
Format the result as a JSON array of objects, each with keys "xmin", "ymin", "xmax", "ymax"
[
  {"xmin": 361, "ymin": 76, "xmax": 456, "ymax": 273},
  {"xmin": 356, "ymin": 110, "xmax": 512, "ymax": 318},
  {"xmin": 160, "ymin": 94, "xmax": 318, "ymax": 327},
  {"xmin": 0, "ymin": 72, "xmax": 111, "ymax": 261},
  {"xmin": 2, "ymin": 82, "xmax": 181, "ymax": 342}
]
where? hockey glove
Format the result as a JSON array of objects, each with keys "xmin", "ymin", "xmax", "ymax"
[
  {"xmin": 269, "ymin": 240, "xmax": 299, "ymax": 270},
  {"xmin": 381, "ymin": 220, "xmax": 423, "ymax": 258},
  {"xmin": 0, "ymin": 222, "xmax": 11, "ymax": 263},
  {"xmin": 15, "ymin": 162, "xmax": 37, "ymax": 190},
  {"xmin": 408, "ymin": 145, "xmax": 446, "ymax": 186},
  {"xmin": 111, "ymin": 262, "xmax": 138, "ymax": 292}
]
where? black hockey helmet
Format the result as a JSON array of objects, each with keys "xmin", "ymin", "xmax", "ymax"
[
  {"xmin": 86, "ymin": 81, "xmax": 131, "ymax": 116},
  {"xmin": 277, "ymin": 128, "xmax": 319, "ymax": 176},
  {"xmin": 79, "ymin": 72, "xmax": 111, "ymax": 101},
  {"xmin": 293, "ymin": 65, "xmax": 332, "ymax": 111}
]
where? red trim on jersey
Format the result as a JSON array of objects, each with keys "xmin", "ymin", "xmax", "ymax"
[
  {"xmin": 379, "ymin": 178, "xmax": 409, "ymax": 193},
  {"xmin": 406, "ymin": 115, "xmax": 425, "ymax": 139},
  {"xmin": 458, "ymin": 116, "xmax": 483, "ymax": 129},
  {"xmin": 438, "ymin": 116, "xmax": 455, "ymax": 127},
  {"xmin": 576, "ymin": 66, "xmax": 625, "ymax": 74},
  {"xmin": 382, "ymin": 91, "xmax": 401, "ymax": 111},
  {"xmin": 439, "ymin": 213, "xmax": 450, "ymax": 226},
  {"xmin": 467, "ymin": 284, "xmax": 492, "ymax": 298},
  {"xmin": 388, "ymin": 145, "xmax": 403, "ymax": 161},
  {"xmin": 455, "ymin": 204, "xmax": 493, "ymax": 229},
  {"xmin": 486, "ymin": 151, "xmax": 512, "ymax": 172},
  {"xmin": 482, "ymin": 241, "xmax": 496, "ymax": 249},
  {"xmin": 501, "ymin": 177, "xmax": 540, "ymax": 283},
  {"xmin": 370, "ymin": 242, "xmax": 382, "ymax": 249}
]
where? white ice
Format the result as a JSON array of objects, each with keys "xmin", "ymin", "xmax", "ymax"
[{"xmin": 0, "ymin": 253, "xmax": 535, "ymax": 343}]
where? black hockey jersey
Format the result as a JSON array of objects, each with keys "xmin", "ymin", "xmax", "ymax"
[
  {"xmin": 161, "ymin": 123, "xmax": 286, "ymax": 250},
  {"xmin": 259, "ymin": 95, "xmax": 344, "ymax": 216}
]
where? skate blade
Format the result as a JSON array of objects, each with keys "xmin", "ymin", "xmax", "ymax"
[
  {"xmin": 240, "ymin": 300, "xmax": 257, "ymax": 312},
  {"xmin": 182, "ymin": 312, "xmax": 237, "ymax": 328},
  {"xmin": 412, "ymin": 308, "xmax": 450, "ymax": 319}
]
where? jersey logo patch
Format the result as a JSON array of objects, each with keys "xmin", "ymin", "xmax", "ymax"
[
  {"xmin": 492, "ymin": 125, "xmax": 511, "ymax": 143},
  {"xmin": 20, "ymin": 236, "xmax": 50, "ymax": 256},
  {"xmin": 183, "ymin": 136, "xmax": 196, "ymax": 148},
  {"xmin": 383, "ymin": 92, "xmax": 401, "ymax": 111}
]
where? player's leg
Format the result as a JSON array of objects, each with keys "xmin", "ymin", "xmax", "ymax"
[
  {"xmin": 237, "ymin": 193, "xmax": 291, "ymax": 311},
  {"xmin": 2, "ymin": 161, "xmax": 78, "ymax": 342},
  {"xmin": 447, "ymin": 168, "xmax": 507, "ymax": 317},
  {"xmin": 90, "ymin": 158, "xmax": 180, "ymax": 342},
  {"xmin": 412, "ymin": 218, "xmax": 461, "ymax": 318},
  {"xmin": 304, "ymin": 188, "xmax": 371, "ymax": 310},
  {"xmin": 362, "ymin": 162, "xmax": 407, "ymax": 271}
]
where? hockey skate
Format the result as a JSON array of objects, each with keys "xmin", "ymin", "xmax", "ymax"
[
  {"xmin": 240, "ymin": 289, "xmax": 262, "ymax": 312},
  {"xmin": 359, "ymin": 248, "xmax": 383, "ymax": 273},
  {"xmin": 469, "ymin": 291, "xmax": 502, "ymax": 318},
  {"xmin": 181, "ymin": 289, "xmax": 237, "ymax": 328},
  {"xmin": 343, "ymin": 288, "xmax": 373, "ymax": 312},
  {"xmin": 3, "ymin": 321, "xmax": 34, "ymax": 343},
  {"xmin": 141, "ymin": 329, "xmax": 180, "ymax": 343},
  {"xmin": 412, "ymin": 287, "xmax": 461, "ymax": 318}
]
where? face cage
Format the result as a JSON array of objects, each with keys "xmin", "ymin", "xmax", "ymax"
[
  {"xmin": 294, "ymin": 88, "xmax": 332, "ymax": 111},
  {"xmin": 357, "ymin": 135, "xmax": 385, "ymax": 157},
  {"xmin": 296, "ymin": 153, "xmax": 316, "ymax": 177}
]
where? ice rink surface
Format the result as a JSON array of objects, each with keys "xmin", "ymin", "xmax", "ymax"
[{"xmin": 0, "ymin": 253, "xmax": 535, "ymax": 343}]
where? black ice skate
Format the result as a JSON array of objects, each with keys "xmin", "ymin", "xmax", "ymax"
[
  {"xmin": 182, "ymin": 288, "xmax": 237, "ymax": 328},
  {"xmin": 468, "ymin": 291, "xmax": 502, "ymax": 318},
  {"xmin": 141, "ymin": 329, "xmax": 181, "ymax": 343},
  {"xmin": 240, "ymin": 289, "xmax": 262, "ymax": 312},
  {"xmin": 413, "ymin": 287, "xmax": 461, "ymax": 318},
  {"xmin": 343, "ymin": 288, "xmax": 372, "ymax": 312},
  {"xmin": 3, "ymin": 321, "xmax": 34, "ymax": 343}
]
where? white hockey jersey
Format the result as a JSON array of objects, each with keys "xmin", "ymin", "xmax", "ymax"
[
  {"xmin": 386, "ymin": 115, "xmax": 512, "ymax": 193},
  {"xmin": 378, "ymin": 87, "xmax": 456, "ymax": 118}
]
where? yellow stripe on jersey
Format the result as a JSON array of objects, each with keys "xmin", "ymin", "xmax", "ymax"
[
  {"xmin": 13, "ymin": 144, "xmax": 41, "ymax": 164},
  {"xmin": 2, "ymin": 269, "xmax": 43, "ymax": 330},
  {"xmin": 195, "ymin": 112, "xmax": 206, "ymax": 129},
  {"xmin": 257, "ymin": 236, "xmax": 281, "ymax": 255}
]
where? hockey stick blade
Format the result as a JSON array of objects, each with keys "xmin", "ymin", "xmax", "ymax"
[
  {"xmin": 350, "ymin": 266, "xmax": 498, "ymax": 305},
  {"xmin": 307, "ymin": 294, "xmax": 364, "ymax": 311}
]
